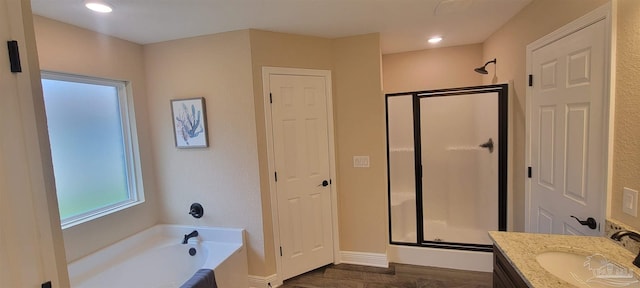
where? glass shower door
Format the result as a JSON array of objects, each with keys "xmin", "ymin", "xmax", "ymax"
[
  {"xmin": 418, "ymin": 89, "xmax": 502, "ymax": 248},
  {"xmin": 386, "ymin": 84, "xmax": 507, "ymax": 251}
]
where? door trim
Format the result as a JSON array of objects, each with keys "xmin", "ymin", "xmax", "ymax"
[
  {"xmin": 262, "ymin": 67, "xmax": 339, "ymax": 284},
  {"xmin": 525, "ymin": 2, "xmax": 613, "ymax": 233}
]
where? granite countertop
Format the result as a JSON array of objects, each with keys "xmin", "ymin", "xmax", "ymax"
[{"xmin": 489, "ymin": 231, "xmax": 640, "ymax": 287}]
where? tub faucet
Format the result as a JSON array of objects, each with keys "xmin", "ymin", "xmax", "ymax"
[
  {"xmin": 611, "ymin": 230, "xmax": 640, "ymax": 268},
  {"xmin": 182, "ymin": 230, "xmax": 199, "ymax": 244}
]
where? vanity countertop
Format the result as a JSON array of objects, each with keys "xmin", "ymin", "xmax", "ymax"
[{"xmin": 489, "ymin": 231, "xmax": 640, "ymax": 287}]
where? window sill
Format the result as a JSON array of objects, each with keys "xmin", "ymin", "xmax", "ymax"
[{"xmin": 61, "ymin": 199, "xmax": 145, "ymax": 230}]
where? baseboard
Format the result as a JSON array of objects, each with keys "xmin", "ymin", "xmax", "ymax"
[
  {"xmin": 248, "ymin": 274, "xmax": 279, "ymax": 288},
  {"xmin": 339, "ymin": 251, "xmax": 389, "ymax": 268}
]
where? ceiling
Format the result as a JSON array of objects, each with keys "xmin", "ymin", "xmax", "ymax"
[{"xmin": 30, "ymin": 0, "xmax": 532, "ymax": 55}]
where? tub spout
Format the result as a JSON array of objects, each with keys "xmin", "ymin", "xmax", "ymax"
[{"xmin": 182, "ymin": 230, "xmax": 199, "ymax": 244}]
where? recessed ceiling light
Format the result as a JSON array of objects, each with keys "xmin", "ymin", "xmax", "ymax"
[
  {"xmin": 85, "ymin": 1, "xmax": 113, "ymax": 13},
  {"xmin": 428, "ymin": 36, "xmax": 443, "ymax": 44}
]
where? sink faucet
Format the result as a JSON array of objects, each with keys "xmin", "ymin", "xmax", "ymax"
[
  {"xmin": 612, "ymin": 230, "xmax": 640, "ymax": 242},
  {"xmin": 611, "ymin": 230, "xmax": 640, "ymax": 268},
  {"xmin": 182, "ymin": 230, "xmax": 199, "ymax": 244}
]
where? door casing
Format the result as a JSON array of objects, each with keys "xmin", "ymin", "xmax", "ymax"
[
  {"xmin": 262, "ymin": 67, "xmax": 340, "ymax": 285},
  {"xmin": 525, "ymin": 2, "xmax": 613, "ymax": 234},
  {"xmin": 0, "ymin": 0, "xmax": 69, "ymax": 286}
]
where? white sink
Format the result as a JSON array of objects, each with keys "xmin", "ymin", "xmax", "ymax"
[{"xmin": 536, "ymin": 251, "xmax": 640, "ymax": 287}]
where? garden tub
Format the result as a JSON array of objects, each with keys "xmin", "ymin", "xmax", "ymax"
[{"xmin": 67, "ymin": 224, "xmax": 248, "ymax": 288}]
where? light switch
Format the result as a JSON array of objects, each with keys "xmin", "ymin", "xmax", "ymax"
[
  {"xmin": 623, "ymin": 187, "xmax": 638, "ymax": 217},
  {"xmin": 353, "ymin": 156, "xmax": 370, "ymax": 168}
]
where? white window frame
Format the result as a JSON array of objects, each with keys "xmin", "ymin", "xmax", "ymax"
[{"xmin": 41, "ymin": 71, "xmax": 145, "ymax": 229}]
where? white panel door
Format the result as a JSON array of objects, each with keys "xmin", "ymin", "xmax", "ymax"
[
  {"xmin": 270, "ymin": 74, "xmax": 334, "ymax": 280},
  {"xmin": 529, "ymin": 19, "xmax": 606, "ymax": 236}
]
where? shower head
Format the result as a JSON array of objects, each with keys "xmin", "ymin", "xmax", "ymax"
[
  {"xmin": 474, "ymin": 67, "xmax": 488, "ymax": 74},
  {"xmin": 474, "ymin": 59, "xmax": 497, "ymax": 74}
]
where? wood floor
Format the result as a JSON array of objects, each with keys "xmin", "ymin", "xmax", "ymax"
[{"xmin": 279, "ymin": 263, "xmax": 492, "ymax": 288}]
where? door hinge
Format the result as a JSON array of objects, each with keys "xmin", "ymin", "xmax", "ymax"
[
  {"xmin": 42, "ymin": 281, "xmax": 52, "ymax": 288},
  {"xmin": 279, "ymin": 246, "xmax": 283, "ymax": 256},
  {"xmin": 528, "ymin": 166, "xmax": 532, "ymax": 178},
  {"xmin": 269, "ymin": 92, "xmax": 273, "ymax": 104},
  {"xmin": 274, "ymin": 171, "xmax": 278, "ymax": 182},
  {"xmin": 7, "ymin": 40, "xmax": 22, "ymax": 73},
  {"xmin": 528, "ymin": 74, "xmax": 533, "ymax": 87}
]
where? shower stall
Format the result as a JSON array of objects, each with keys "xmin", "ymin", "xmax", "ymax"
[{"xmin": 386, "ymin": 84, "xmax": 507, "ymax": 252}]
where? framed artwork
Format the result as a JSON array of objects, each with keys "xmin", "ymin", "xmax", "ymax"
[{"xmin": 171, "ymin": 97, "xmax": 208, "ymax": 148}]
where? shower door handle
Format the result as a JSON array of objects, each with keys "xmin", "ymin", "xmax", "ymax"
[{"xmin": 570, "ymin": 216, "xmax": 597, "ymax": 230}]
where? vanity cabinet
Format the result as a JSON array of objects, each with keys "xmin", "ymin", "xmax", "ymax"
[{"xmin": 493, "ymin": 246, "xmax": 529, "ymax": 288}]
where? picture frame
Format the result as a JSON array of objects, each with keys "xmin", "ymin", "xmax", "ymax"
[{"xmin": 171, "ymin": 97, "xmax": 209, "ymax": 148}]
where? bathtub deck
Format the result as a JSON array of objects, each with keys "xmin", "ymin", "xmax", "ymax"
[
  {"xmin": 67, "ymin": 225, "xmax": 247, "ymax": 288},
  {"xmin": 280, "ymin": 263, "xmax": 492, "ymax": 288}
]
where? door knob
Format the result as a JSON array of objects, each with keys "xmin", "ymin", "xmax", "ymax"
[
  {"xmin": 570, "ymin": 216, "xmax": 597, "ymax": 230},
  {"xmin": 318, "ymin": 180, "xmax": 329, "ymax": 187}
]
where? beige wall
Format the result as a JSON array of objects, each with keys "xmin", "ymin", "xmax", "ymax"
[
  {"xmin": 32, "ymin": 21, "xmax": 387, "ymax": 277},
  {"xmin": 22, "ymin": 0, "xmax": 640, "ymax": 281},
  {"xmin": 482, "ymin": 0, "xmax": 608, "ymax": 231},
  {"xmin": 332, "ymin": 34, "xmax": 387, "ymax": 253},
  {"xmin": 249, "ymin": 30, "xmax": 387, "ymax": 272},
  {"xmin": 611, "ymin": 0, "xmax": 640, "ymax": 230},
  {"xmin": 143, "ymin": 30, "xmax": 268, "ymax": 275},
  {"xmin": 249, "ymin": 29, "xmax": 334, "ymax": 275},
  {"xmin": 33, "ymin": 16, "xmax": 160, "ymax": 262},
  {"xmin": 32, "ymin": 0, "xmax": 633, "ymax": 280},
  {"xmin": 382, "ymin": 44, "xmax": 483, "ymax": 93}
]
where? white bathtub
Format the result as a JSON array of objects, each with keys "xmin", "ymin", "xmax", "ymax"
[{"xmin": 68, "ymin": 224, "xmax": 248, "ymax": 288}]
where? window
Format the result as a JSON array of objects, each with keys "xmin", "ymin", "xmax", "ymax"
[{"xmin": 41, "ymin": 72, "xmax": 144, "ymax": 228}]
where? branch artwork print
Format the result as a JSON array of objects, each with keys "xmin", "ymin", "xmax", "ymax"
[
  {"xmin": 175, "ymin": 103, "xmax": 203, "ymax": 145},
  {"xmin": 171, "ymin": 97, "xmax": 208, "ymax": 148}
]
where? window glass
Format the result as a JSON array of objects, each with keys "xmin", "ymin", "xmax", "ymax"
[{"xmin": 41, "ymin": 72, "xmax": 142, "ymax": 227}]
